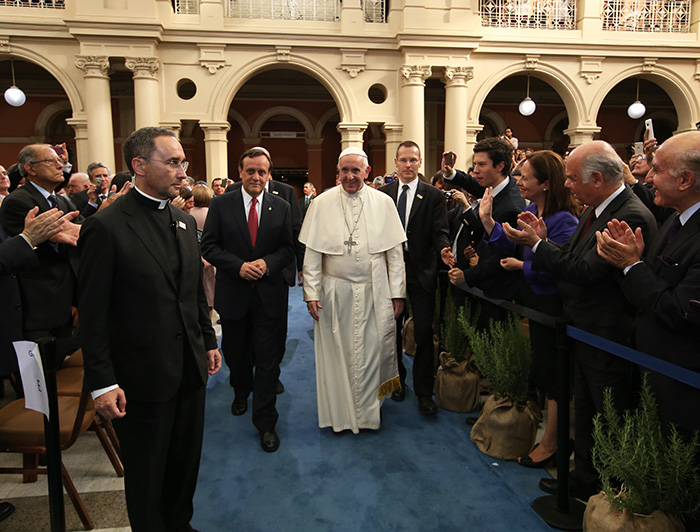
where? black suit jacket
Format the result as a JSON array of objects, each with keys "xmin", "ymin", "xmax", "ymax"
[
  {"xmin": 379, "ymin": 179, "xmax": 450, "ymax": 293},
  {"xmin": 448, "ymin": 204, "xmax": 483, "ymax": 271},
  {"xmin": 533, "ymin": 187, "xmax": 657, "ymax": 369},
  {"xmin": 201, "ymin": 188, "xmax": 294, "ymax": 321},
  {"xmin": 298, "ymin": 194, "xmax": 314, "ymax": 219},
  {"xmin": 227, "ymin": 180, "xmax": 303, "ymax": 286},
  {"xmin": 78, "ymin": 189, "xmax": 218, "ymax": 402},
  {"xmin": 621, "ymin": 209, "xmax": 700, "ymax": 429},
  {"xmin": 448, "ymin": 171, "xmax": 526, "ymax": 299},
  {"xmin": 0, "ymin": 225, "xmax": 39, "ymax": 376},
  {"xmin": 69, "ymin": 189, "xmax": 100, "ymax": 218},
  {"xmin": 0, "ymin": 182, "xmax": 82, "ymax": 332}
]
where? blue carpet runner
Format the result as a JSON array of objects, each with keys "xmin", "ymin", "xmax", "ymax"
[{"xmin": 193, "ymin": 286, "xmax": 553, "ymax": 532}]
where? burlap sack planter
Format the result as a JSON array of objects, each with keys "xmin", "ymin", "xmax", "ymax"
[
  {"xmin": 434, "ymin": 351, "xmax": 480, "ymax": 413},
  {"xmin": 402, "ymin": 316, "xmax": 416, "ymax": 357},
  {"xmin": 470, "ymin": 394, "xmax": 541, "ymax": 460},
  {"xmin": 583, "ymin": 493, "xmax": 684, "ymax": 532}
]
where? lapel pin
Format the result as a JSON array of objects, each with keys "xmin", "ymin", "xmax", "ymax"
[
  {"xmin": 417, "ymin": 194, "xmax": 423, "ymax": 200},
  {"xmin": 268, "ymin": 206, "xmax": 272, "ymax": 211},
  {"xmin": 178, "ymin": 221, "xmax": 187, "ymax": 230},
  {"xmin": 273, "ymin": 190, "xmax": 279, "ymax": 195}
]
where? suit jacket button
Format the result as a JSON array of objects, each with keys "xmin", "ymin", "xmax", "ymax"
[
  {"xmin": 15, "ymin": 304, "xmax": 21, "ymax": 310},
  {"xmin": 176, "ymin": 332, "xmax": 183, "ymax": 339}
]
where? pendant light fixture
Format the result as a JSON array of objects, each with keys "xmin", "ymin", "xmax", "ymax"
[
  {"xmin": 518, "ymin": 75, "xmax": 536, "ymax": 117},
  {"xmin": 627, "ymin": 77, "xmax": 645, "ymax": 119},
  {"xmin": 4, "ymin": 57, "xmax": 26, "ymax": 107}
]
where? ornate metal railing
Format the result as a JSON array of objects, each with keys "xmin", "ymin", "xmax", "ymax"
[
  {"xmin": 0, "ymin": 0, "xmax": 65, "ymax": 7},
  {"xmin": 602, "ymin": 1, "xmax": 689, "ymax": 32},
  {"xmin": 174, "ymin": 0, "xmax": 200, "ymax": 14},
  {"xmin": 478, "ymin": 0, "xmax": 576, "ymax": 29},
  {"xmin": 225, "ymin": 0, "xmax": 341, "ymax": 21}
]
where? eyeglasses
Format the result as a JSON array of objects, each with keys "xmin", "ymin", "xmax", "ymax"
[
  {"xmin": 30, "ymin": 158, "xmax": 63, "ymax": 167},
  {"xmin": 140, "ymin": 157, "xmax": 189, "ymax": 173}
]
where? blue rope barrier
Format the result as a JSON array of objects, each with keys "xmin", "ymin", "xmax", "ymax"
[{"xmin": 456, "ymin": 282, "xmax": 700, "ymax": 391}]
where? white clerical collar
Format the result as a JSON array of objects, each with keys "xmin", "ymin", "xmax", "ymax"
[
  {"xmin": 594, "ymin": 183, "xmax": 626, "ymax": 218},
  {"xmin": 134, "ymin": 185, "xmax": 169, "ymax": 209},
  {"xmin": 680, "ymin": 200, "xmax": 700, "ymax": 226},
  {"xmin": 491, "ymin": 176, "xmax": 509, "ymax": 197}
]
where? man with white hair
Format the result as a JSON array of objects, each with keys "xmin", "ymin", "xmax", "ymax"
[{"xmin": 300, "ymin": 147, "xmax": 406, "ymax": 433}]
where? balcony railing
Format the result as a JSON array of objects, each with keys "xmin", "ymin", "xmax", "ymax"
[
  {"xmin": 173, "ymin": 0, "xmax": 385, "ymax": 22},
  {"xmin": 225, "ymin": 0, "xmax": 340, "ymax": 20},
  {"xmin": 479, "ymin": 0, "xmax": 576, "ymax": 29},
  {"xmin": 174, "ymin": 0, "xmax": 200, "ymax": 14},
  {"xmin": 602, "ymin": 1, "xmax": 689, "ymax": 32},
  {"xmin": 0, "ymin": 0, "xmax": 65, "ymax": 7}
]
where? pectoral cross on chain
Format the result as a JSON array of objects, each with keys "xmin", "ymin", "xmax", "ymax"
[{"xmin": 344, "ymin": 235, "xmax": 358, "ymax": 253}]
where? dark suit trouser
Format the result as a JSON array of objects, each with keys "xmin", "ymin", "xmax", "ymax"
[
  {"xmin": 113, "ymin": 380, "xmax": 205, "ymax": 532},
  {"xmin": 221, "ymin": 288, "xmax": 284, "ymax": 433},
  {"xmin": 572, "ymin": 342, "xmax": 638, "ymax": 493},
  {"xmin": 396, "ymin": 257, "xmax": 436, "ymax": 397}
]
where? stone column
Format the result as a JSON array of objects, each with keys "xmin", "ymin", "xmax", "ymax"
[
  {"xmin": 336, "ymin": 122, "xmax": 367, "ymax": 150},
  {"xmin": 465, "ymin": 123, "xmax": 484, "ymax": 162},
  {"xmin": 200, "ymin": 121, "xmax": 231, "ymax": 183},
  {"xmin": 306, "ymin": 138, "xmax": 323, "ymax": 191},
  {"xmin": 65, "ymin": 117, "xmax": 89, "ymax": 175},
  {"xmin": 160, "ymin": 121, "xmax": 182, "ymax": 140},
  {"xmin": 75, "ymin": 55, "xmax": 116, "ymax": 172},
  {"xmin": 400, "ymin": 65, "xmax": 431, "ymax": 155},
  {"xmin": 125, "ymin": 57, "xmax": 160, "ymax": 130},
  {"xmin": 443, "ymin": 66, "xmax": 473, "ymax": 167},
  {"xmin": 563, "ymin": 125, "xmax": 601, "ymax": 146},
  {"xmin": 381, "ymin": 123, "xmax": 403, "ymax": 174}
]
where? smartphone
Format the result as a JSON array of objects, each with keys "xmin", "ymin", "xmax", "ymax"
[
  {"xmin": 633, "ymin": 142, "xmax": 644, "ymax": 155},
  {"xmin": 645, "ymin": 118, "xmax": 654, "ymax": 140},
  {"xmin": 444, "ymin": 151, "xmax": 455, "ymax": 166},
  {"xmin": 52, "ymin": 145, "xmax": 65, "ymax": 157},
  {"xmin": 384, "ymin": 174, "xmax": 395, "ymax": 184},
  {"xmin": 95, "ymin": 177, "xmax": 103, "ymax": 195}
]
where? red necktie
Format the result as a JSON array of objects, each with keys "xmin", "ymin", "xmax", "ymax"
[{"xmin": 248, "ymin": 197, "xmax": 258, "ymax": 247}]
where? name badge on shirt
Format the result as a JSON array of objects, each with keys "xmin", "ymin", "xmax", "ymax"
[{"xmin": 178, "ymin": 221, "xmax": 187, "ymax": 230}]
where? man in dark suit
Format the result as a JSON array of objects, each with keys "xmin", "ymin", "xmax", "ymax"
[
  {"xmin": 226, "ymin": 150, "xmax": 304, "ymax": 394},
  {"xmin": 379, "ymin": 140, "xmax": 452, "ymax": 416},
  {"xmin": 443, "ymin": 139, "xmax": 526, "ymax": 306},
  {"xmin": 65, "ymin": 172, "xmax": 101, "ymax": 218},
  {"xmin": 504, "ymin": 140, "xmax": 657, "ymax": 500},
  {"xmin": 0, "ymin": 144, "xmax": 83, "ymax": 343},
  {"xmin": 298, "ymin": 181, "xmax": 315, "ymax": 219},
  {"xmin": 203, "ymin": 148, "xmax": 294, "ymax": 452},
  {"xmin": 597, "ymin": 131, "xmax": 700, "ymax": 434},
  {"xmin": 78, "ymin": 127, "xmax": 221, "ymax": 532}
]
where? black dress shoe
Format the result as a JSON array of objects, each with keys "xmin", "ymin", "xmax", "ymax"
[
  {"xmin": 276, "ymin": 380, "xmax": 285, "ymax": 394},
  {"xmin": 418, "ymin": 395, "xmax": 438, "ymax": 416},
  {"xmin": 260, "ymin": 431, "xmax": 280, "ymax": 453},
  {"xmin": 391, "ymin": 386, "xmax": 405, "ymax": 402},
  {"xmin": 231, "ymin": 398, "xmax": 247, "ymax": 416},
  {"xmin": 0, "ymin": 502, "xmax": 15, "ymax": 522},
  {"xmin": 519, "ymin": 445, "xmax": 556, "ymax": 469}
]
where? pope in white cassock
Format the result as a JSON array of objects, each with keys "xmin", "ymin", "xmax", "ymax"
[{"xmin": 300, "ymin": 147, "xmax": 407, "ymax": 434}]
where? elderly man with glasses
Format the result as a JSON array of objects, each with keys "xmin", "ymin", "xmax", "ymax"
[{"xmin": 0, "ymin": 144, "xmax": 82, "ymax": 343}]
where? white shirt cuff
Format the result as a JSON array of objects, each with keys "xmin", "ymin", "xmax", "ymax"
[
  {"xmin": 623, "ymin": 261, "xmax": 643, "ymax": 275},
  {"xmin": 91, "ymin": 384, "xmax": 119, "ymax": 400}
]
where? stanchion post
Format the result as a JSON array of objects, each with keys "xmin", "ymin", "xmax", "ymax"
[
  {"xmin": 530, "ymin": 319, "xmax": 585, "ymax": 530},
  {"xmin": 38, "ymin": 336, "xmax": 66, "ymax": 532}
]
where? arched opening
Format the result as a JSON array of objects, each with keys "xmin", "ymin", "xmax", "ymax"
[
  {"xmin": 596, "ymin": 77, "xmax": 676, "ymax": 160},
  {"xmin": 0, "ymin": 59, "xmax": 74, "ymax": 168},
  {"xmin": 226, "ymin": 68, "xmax": 340, "ymax": 195},
  {"xmin": 479, "ymin": 75, "xmax": 568, "ymax": 154}
]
